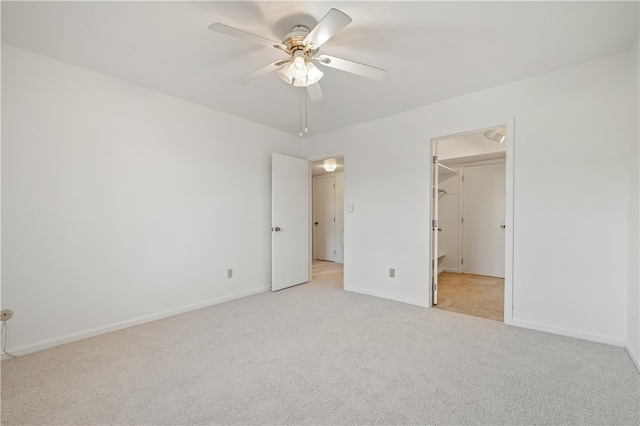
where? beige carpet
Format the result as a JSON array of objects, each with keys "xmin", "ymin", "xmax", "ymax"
[{"xmin": 1, "ymin": 261, "xmax": 639, "ymax": 425}]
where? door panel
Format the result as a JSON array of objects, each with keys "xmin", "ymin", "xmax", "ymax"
[
  {"xmin": 462, "ymin": 162, "xmax": 505, "ymax": 278},
  {"xmin": 272, "ymin": 153, "xmax": 310, "ymax": 291},
  {"xmin": 313, "ymin": 176, "xmax": 336, "ymax": 261}
]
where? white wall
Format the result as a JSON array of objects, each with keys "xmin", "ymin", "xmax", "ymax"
[
  {"xmin": 1, "ymin": 45, "xmax": 302, "ymax": 354},
  {"xmin": 627, "ymin": 33, "xmax": 640, "ymax": 369},
  {"xmin": 304, "ymin": 51, "xmax": 633, "ymax": 345}
]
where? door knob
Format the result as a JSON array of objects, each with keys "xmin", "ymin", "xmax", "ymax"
[{"xmin": 271, "ymin": 227, "xmax": 281, "ymax": 232}]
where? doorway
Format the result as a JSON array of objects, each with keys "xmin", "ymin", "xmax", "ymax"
[
  {"xmin": 429, "ymin": 122, "xmax": 514, "ymax": 324},
  {"xmin": 311, "ymin": 157, "xmax": 345, "ymax": 281}
]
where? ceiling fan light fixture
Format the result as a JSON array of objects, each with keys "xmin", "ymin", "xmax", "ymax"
[
  {"xmin": 278, "ymin": 51, "xmax": 324, "ymax": 87},
  {"xmin": 289, "ymin": 62, "xmax": 323, "ymax": 87}
]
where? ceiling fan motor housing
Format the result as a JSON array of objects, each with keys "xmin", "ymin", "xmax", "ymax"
[{"xmin": 283, "ymin": 25, "xmax": 318, "ymax": 57}]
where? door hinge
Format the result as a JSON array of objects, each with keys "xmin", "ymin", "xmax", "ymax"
[
  {"xmin": 433, "ymin": 155, "xmax": 438, "ymax": 164},
  {"xmin": 432, "ymin": 219, "xmax": 438, "ymax": 228},
  {"xmin": 462, "ymin": 176, "xmax": 465, "ymax": 182},
  {"xmin": 333, "ymin": 217, "xmax": 335, "ymax": 222},
  {"xmin": 461, "ymin": 258, "xmax": 464, "ymax": 264},
  {"xmin": 432, "ymin": 282, "xmax": 437, "ymax": 291},
  {"xmin": 333, "ymin": 184, "xmax": 335, "ymax": 188},
  {"xmin": 334, "ymin": 250, "xmax": 336, "ymax": 255},
  {"xmin": 461, "ymin": 217, "xmax": 464, "ymax": 223}
]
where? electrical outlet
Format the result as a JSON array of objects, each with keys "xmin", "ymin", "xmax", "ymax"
[
  {"xmin": 227, "ymin": 269, "xmax": 233, "ymax": 279},
  {"xmin": 389, "ymin": 268, "xmax": 395, "ymax": 278},
  {"xmin": 1, "ymin": 309, "xmax": 13, "ymax": 321}
]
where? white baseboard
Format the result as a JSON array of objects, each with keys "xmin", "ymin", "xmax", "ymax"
[
  {"xmin": 442, "ymin": 267, "xmax": 460, "ymax": 273},
  {"xmin": 1, "ymin": 286, "xmax": 271, "ymax": 359},
  {"xmin": 626, "ymin": 343, "xmax": 640, "ymax": 373},
  {"xmin": 512, "ymin": 319, "xmax": 626, "ymax": 347},
  {"xmin": 345, "ymin": 285, "xmax": 428, "ymax": 308}
]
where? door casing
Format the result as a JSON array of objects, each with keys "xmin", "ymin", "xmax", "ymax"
[{"xmin": 427, "ymin": 118, "xmax": 515, "ymax": 325}]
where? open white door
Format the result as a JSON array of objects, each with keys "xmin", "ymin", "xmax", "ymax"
[{"xmin": 272, "ymin": 153, "xmax": 310, "ymax": 291}]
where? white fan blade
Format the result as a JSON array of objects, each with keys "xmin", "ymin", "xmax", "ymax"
[
  {"xmin": 208, "ymin": 23, "xmax": 286, "ymax": 50},
  {"xmin": 316, "ymin": 54, "xmax": 386, "ymax": 81},
  {"xmin": 233, "ymin": 60, "xmax": 284, "ymax": 86},
  {"xmin": 304, "ymin": 9, "xmax": 352, "ymax": 49},
  {"xmin": 307, "ymin": 83, "xmax": 324, "ymax": 102}
]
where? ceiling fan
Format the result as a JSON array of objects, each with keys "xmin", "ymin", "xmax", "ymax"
[{"xmin": 208, "ymin": 8, "xmax": 386, "ymax": 102}]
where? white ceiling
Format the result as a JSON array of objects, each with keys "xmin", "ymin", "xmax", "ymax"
[{"xmin": 2, "ymin": 1, "xmax": 638, "ymax": 137}]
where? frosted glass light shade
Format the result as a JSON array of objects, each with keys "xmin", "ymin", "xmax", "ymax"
[
  {"xmin": 277, "ymin": 66, "xmax": 293, "ymax": 84},
  {"xmin": 306, "ymin": 62, "xmax": 323, "ymax": 85},
  {"xmin": 291, "ymin": 57, "xmax": 307, "ymax": 79},
  {"xmin": 277, "ymin": 57, "xmax": 324, "ymax": 87}
]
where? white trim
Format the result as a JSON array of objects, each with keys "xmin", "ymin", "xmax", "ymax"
[
  {"xmin": 1, "ymin": 286, "xmax": 270, "ymax": 358},
  {"xmin": 512, "ymin": 319, "xmax": 626, "ymax": 347},
  {"xmin": 626, "ymin": 343, "xmax": 640, "ymax": 373},
  {"xmin": 427, "ymin": 117, "xmax": 515, "ymax": 325},
  {"xmin": 345, "ymin": 286, "xmax": 429, "ymax": 308},
  {"xmin": 443, "ymin": 267, "xmax": 460, "ymax": 273}
]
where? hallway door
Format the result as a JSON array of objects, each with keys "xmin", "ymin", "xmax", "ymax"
[{"xmin": 313, "ymin": 175, "xmax": 337, "ymax": 261}]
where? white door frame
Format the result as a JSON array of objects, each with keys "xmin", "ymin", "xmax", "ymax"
[
  {"xmin": 427, "ymin": 118, "xmax": 515, "ymax": 325},
  {"xmin": 308, "ymin": 153, "xmax": 347, "ymax": 287}
]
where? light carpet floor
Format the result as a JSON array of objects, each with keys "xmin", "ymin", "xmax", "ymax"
[{"xmin": 1, "ymin": 262, "xmax": 639, "ymax": 425}]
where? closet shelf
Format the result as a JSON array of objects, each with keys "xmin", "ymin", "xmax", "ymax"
[{"xmin": 437, "ymin": 162, "xmax": 457, "ymax": 176}]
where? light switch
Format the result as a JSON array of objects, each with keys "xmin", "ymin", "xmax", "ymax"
[{"xmin": 348, "ymin": 203, "xmax": 355, "ymax": 212}]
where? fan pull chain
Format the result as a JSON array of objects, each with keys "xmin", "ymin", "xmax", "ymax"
[
  {"xmin": 298, "ymin": 88, "xmax": 310, "ymax": 137},
  {"xmin": 299, "ymin": 88, "xmax": 303, "ymax": 137},
  {"xmin": 305, "ymin": 88, "xmax": 308, "ymax": 134}
]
